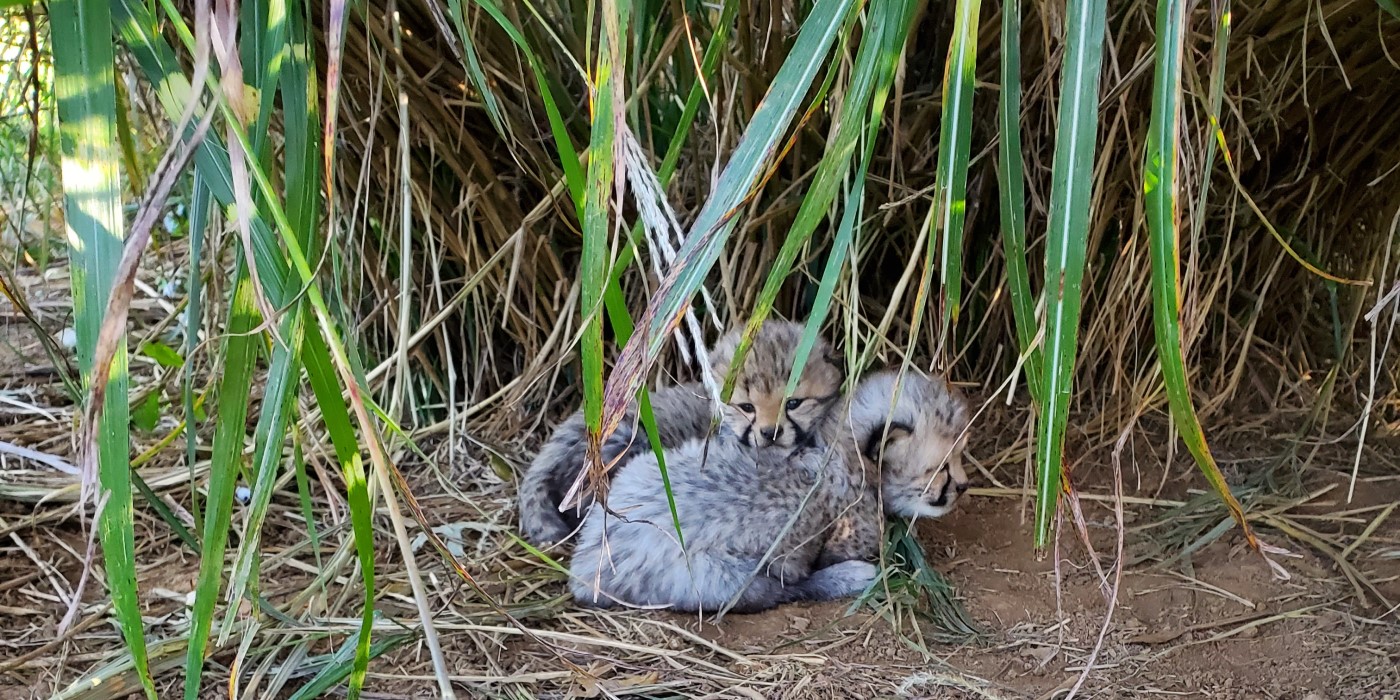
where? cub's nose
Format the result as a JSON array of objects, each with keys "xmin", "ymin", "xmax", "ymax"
[
  {"xmin": 954, "ymin": 481, "xmax": 971, "ymax": 494},
  {"xmin": 759, "ymin": 426, "xmax": 782, "ymax": 441}
]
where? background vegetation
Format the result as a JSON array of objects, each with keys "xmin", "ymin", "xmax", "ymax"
[{"xmin": 0, "ymin": 0, "xmax": 1395, "ymax": 696}]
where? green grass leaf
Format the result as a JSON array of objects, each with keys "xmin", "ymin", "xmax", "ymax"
[
  {"xmin": 1143, "ymin": 0, "xmax": 1261, "ymax": 550},
  {"xmin": 601, "ymin": 0, "xmax": 862, "ymax": 446},
  {"xmin": 131, "ymin": 392, "xmax": 160, "ymax": 432},
  {"xmin": 1033, "ymin": 0, "xmax": 1109, "ymax": 549},
  {"xmin": 182, "ymin": 264, "xmax": 263, "ymax": 699},
  {"xmin": 139, "ymin": 340, "xmax": 185, "ymax": 368},
  {"xmin": 729, "ymin": 0, "xmax": 894, "ymax": 395},
  {"xmin": 49, "ymin": 0, "xmax": 153, "ymax": 694},
  {"xmin": 574, "ymin": 0, "xmax": 630, "ymax": 528},
  {"xmin": 932, "ymin": 0, "xmax": 981, "ymax": 335},
  {"xmin": 996, "ymin": 0, "xmax": 1041, "ymax": 402}
]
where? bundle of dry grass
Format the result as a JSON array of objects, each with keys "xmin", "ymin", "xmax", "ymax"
[{"xmin": 315, "ymin": 0, "xmax": 1399, "ymax": 441}]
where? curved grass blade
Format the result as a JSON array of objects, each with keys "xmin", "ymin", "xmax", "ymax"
[
  {"xmin": 116, "ymin": 2, "xmax": 387, "ymax": 690},
  {"xmin": 442, "ymin": 0, "xmax": 509, "ymax": 138},
  {"xmin": 1032, "ymin": 0, "xmax": 1109, "ymax": 550},
  {"xmin": 49, "ymin": 0, "xmax": 152, "ymax": 694},
  {"xmin": 598, "ymin": 0, "xmax": 862, "ymax": 453},
  {"xmin": 791, "ymin": 0, "xmax": 917, "ymax": 389},
  {"xmin": 728, "ymin": 0, "xmax": 901, "ymax": 395},
  {"xmin": 301, "ymin": 323, "xmax": 377, "ymax": 695},
  {"xmin": 932, "ymin": 0, "xmax": 981, "ymax": 338},
  {"xmin": 1144, "ymin": 0, "xmax": 1262, "ymax": 552},
  {"xmin": 996, "ymin": 0, "xmax": 1041, "ymax": 402},
  {"xmin": 461, "ymin": 0, "xmax": 585, "ymax": 209}
]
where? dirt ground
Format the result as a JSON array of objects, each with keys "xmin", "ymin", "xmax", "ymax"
[
  {"xmin": 1, "ymin": 420, "xmax": 1399, "ymax": 699},
  {"xmin": 0, "ymin": 269, "xmax": 1398, "ymax": 698}
]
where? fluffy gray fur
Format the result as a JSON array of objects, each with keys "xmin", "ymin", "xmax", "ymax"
[
  {"xmin": 568, "ymin": 425, "xmax": 871, "ymax": 614},
  {"xmin": 815, "ymin": 369, "xmax": 972, "ymax": 567},
  {"xmin": 517, "ymin": 320, "xmax": 842, "ymax": 547},
  {"xmin": 517, "ymin": 383, "xmax": 712, "ymax": 546},
  {"xmin": 567, "ymin": 368, "xmax": 966, "ymax": 614}
]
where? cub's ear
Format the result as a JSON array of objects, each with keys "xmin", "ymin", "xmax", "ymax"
[{"xmin": 861, "ymin": 421, "xmax": 914, "ymax": 463}]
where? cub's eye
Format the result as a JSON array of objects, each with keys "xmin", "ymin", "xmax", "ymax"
[
  {"xmin": 736, "ymin": 402, "xmax": 756, "ymax": 413},
  {"xmin": 784, "ymin": 398, "xmax": 805, "ymax": 412}
]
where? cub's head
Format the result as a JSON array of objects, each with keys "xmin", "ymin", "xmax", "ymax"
[
  {"xmin": 708, "ymin": 320, "xmax": 843, "ymax": 448},
  {"xmin": 849, "ymin": 370, "xmax": 971, "ymax": 519}
]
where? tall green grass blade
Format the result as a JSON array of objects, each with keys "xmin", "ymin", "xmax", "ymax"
[
  {"xmin": 443, "ymin": 0, "xmax": 509, "ymax": 138},
  {"xmin": 461, "ymin": 0, "xmax": 584, "ymax": 209},
  {"xmin": 1189, "ymin": 2, "xmax": 1228, "ymax": 244},
  {"xmin": 1378, "ymin": 0, "xmax": 1399, "ymax": 21},
  {"xmin": 932, "ymin": 0, "xmax": 981, "ymax": 335},
  {"xmin": 655, "ymin": 0, "xmax": 738, "ymax": 182},
  {"xmin": 791, "ymin": 0, "xmax": 916, "ymax": 389},
  {"xmin": 1033, "ymin": 0, "xmax": 1108, "ymax": 549},
  {"xmin": 301, "ymin": 324, "xmax": 377, "ymax": 694},
  {"xmin": 220, "ymin": 308, "xmax": 305, "ymax": 641},
  {"xmin": 579, "ymin": 0, "xmax": 626, "ymax": 476},
  {"xmin": 728, "ymin": 0, "xmax": 902, "ymax": 395},
  {"xmin": 184, "ymin": 173, "xmax": 211, "ymax": 533},
  {"xmin": 602, "ymin": 0, "xmax": 862, "ymax": 440},
  {"xmin": 117, "ymin": 1, "xmax": 386, "ymax": 690},
  {"xmin": 49, "ymin": 0, "xmax": 153, "ymax": 694},
  {"xmin": 183, "ymin": 263, "xmax": 263, "ymax": 699},
  {"xmin": 1144, "ymin": 0, "xmax": 1261, "ymax": 550},
  {"xmin": 996, "ymin": 0, "xmax": 1041, "ymax": 402}
]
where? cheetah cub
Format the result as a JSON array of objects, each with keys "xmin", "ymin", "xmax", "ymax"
[
  {"xmin": 815, "ymin": 370, "xmax": 971, "ymax": 568},
  {"xmin": 568, "ymin": 368, "xmax": 961, "ymax": 614},
  {"xmin": 569, "ymin": 429, "xmax": 867, "ymax": 613},
  {"xmin": 517, "ymin": 320, "xmax": 843, "ymax": 546}
]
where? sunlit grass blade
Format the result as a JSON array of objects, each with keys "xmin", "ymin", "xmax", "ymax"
[
  {"xmin": 48, "ymin": 0, "xmax": 153, "ymax": 695},
  {"xmin": 996, "ymin": 0, "xmax": 1041, "ymax": 402},
  {"xmin": 576, "ymin": 0, "xmax": 627, "ymax": 508},
  {"xmin": 599, "ymin": 0, "xmax": 861, "ymax": 450},
  {"xmin": 1032, "ymin": 0, "xmax": 1108, "ymax": 550},
  {"xmin": 183, "ymin": 263, "xmax": 263, "ymax": 699},
  {"xmin": 792, "ymin": 0, "xmax": 916, "ymax": 385},
  {"xmin": 932, "ymin": 0, "xmax": 981, "ymax": 338},
  {"xmin": 1143, "ymin": 0, "xmax": 1263, "ymax": 553},
  {"xmin": 301, "ymin": 323, "xmax": 377, "ymax": 693},
  {"xmin": 117, "ymin": 2, "xmax": 389, "ymax": 690}
]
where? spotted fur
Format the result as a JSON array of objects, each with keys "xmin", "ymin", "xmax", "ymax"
[
  {"xmin": 568, "ymin": 424, "xmax": 870, "ymax": 614},
  {"xmin": 814, "ymin": 369, "xmax": 971, "ymax": 568},
  {"xmin": 517, "ymin": 320, "xmax": 842, "ymax": 547},
  {"xmin": 566, "ymin": 368, "xmax": 966, "ymax": 614}
]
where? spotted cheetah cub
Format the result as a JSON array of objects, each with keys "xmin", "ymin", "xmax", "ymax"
[
  {"xmin": 569, "ymin": 428, "xmax": 867, "ymax": 613},
  {"xmin": 568, "ymin": 368, "xmax": 961, "ymax": 614},
  {"xmin": 816, "ymin": 370, "xmax": 971, "ymax": 568},
  {"xmin": 517, "ymin": 320, "xmax": 843, "ymax": 546}
]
